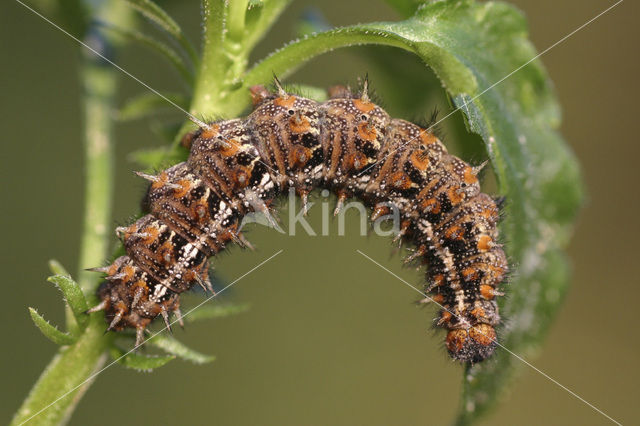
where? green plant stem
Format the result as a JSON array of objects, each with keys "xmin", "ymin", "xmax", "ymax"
[
  {"xmin": 189, "ymin": 0, "xmax": 226, "ymax": 118},
  {"xmin": 75, "ymin": 48, "xmax": 116, "ymax": 298},
  {"xmin": 244, "ymin": 0, "xmax": 292, "ymax": 51},
  {"xmin": 10, "ymin": 2, "xmax": 130, "ymax": 424},
  {"xmin": 186, "ymin": 0, "xmax": 290, "ymax": 124},
  {"xmin": 227, "ymin": 0, "xmax": 249, "ymax": 43},
  {"xmin": 10, "ymin": 321, "xmax": 109, "ymax": 426}
]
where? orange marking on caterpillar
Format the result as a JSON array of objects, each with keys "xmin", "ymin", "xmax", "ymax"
[
  {"xmin": 290, "ymin": 145, "xmax": 312, "ymax": 168},
  {"xmin": 274, "ymin": 96, "xmax": 296, "ymax": 108},
  {"xmin": 141, "ymin": 226, "xmax": 159, "ymax": 245},
  {"xmin": 353, "ymin": 98, "xmax": 375, "ymax": 113},
  {"xmin": 173, "ymin": 179, "xmax": 192, "ymax": 199},
  {"xmin": 357, "ymin": 121, "xmax": 377, "ymax": 141},
  {"xmin": 480, "ymin": 284, "xmax": 497, "ymax": 300},
  {"xmin": 420, "ymin": 129, "xmax": 438, "ymax": 145},
  {"xmin": 447, "ymin": 186, "xmax": 465, "ymax": 205},
  {"xmin": 477, "ymin": 235, "xmax": 493, "ymax": 251},
  {"xmin": 152, "ymin": 172, "xmax": 169, "ymax": 190},
  {"xmin": 421, "ymin": 198, "xmax": 441, "ymax": 214},
  {"xmin": 200, "ymin": 124, "xmax": 220, "ymax": 140},
  {"xmin": 432, "ymin": 293, "xmax": 445, "ymax": 304},
  {"xmin": 218, "ymin": 139, "xmax": 240, "ymax": 157},
  {"xmin": 461, "ymin": 267, "xmax": 480, "ymax": 282},
  {"xmin": 390, "ymin": 171, "xmax": 412, "ymax": 190},
  {"xmin": 410, "ymin": 150, "xmax": 430, "ymax": 171},
  {"xmin": 445, "ymin": 225, "xmax": 464, "ymax": 241},
  {"xmin": 463, "ymin": 166, "xmax": 478, "ymax": 185},
  {"xmin": 122, "ymin": 265, "xmax": 136, "ymax": 283},
  {"xmin": 289, "ymin": 113, "xmax": 310, "ymax": 134},
  {"xmin": 469, "ymin": 324, "xmax": 496, "ymax": 346}
]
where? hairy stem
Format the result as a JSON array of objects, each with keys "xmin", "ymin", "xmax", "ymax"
[
  {"xmin": 10, "ymin": 324, "xmax": 110, "ymax": 426},
  {"xmin": 75, "ymin": 40, "xmax": 116, "ymax": 297},
  {"xmin": 227, "ymin": 0, "xmax": 249, "ymax": 43},
  {"xmin": 187, "ymin": 0, "xmax": 289, "ymax": 124},
  {"xmin": 189, "ymin": 0, "xmax": 227, "ymax": 118},
  {"xmin": 10, "ymin": 2, "xmax": 130, "ymax": 424}
]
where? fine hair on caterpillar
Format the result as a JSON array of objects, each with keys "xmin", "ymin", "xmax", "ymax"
[{"xmin": 88, "ymin": 76, "xmax": 508, "ymax": 364}]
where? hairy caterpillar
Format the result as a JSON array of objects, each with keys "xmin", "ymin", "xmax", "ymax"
[{"xmin": 88, "ymin": 79, "xmax": 508, "ymax": 363}]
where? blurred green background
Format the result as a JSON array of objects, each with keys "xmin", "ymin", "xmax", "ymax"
[{"xmin": 1, "ymin": 0, "xmax": 638, "ymax": 424}]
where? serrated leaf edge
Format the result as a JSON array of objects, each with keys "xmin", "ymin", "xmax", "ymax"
[{"xmin": 28, "ymin": 308, "xmax": 76, "ymax": 346}]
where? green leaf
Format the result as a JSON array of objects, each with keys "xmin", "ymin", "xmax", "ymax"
[
  {"xmin": 124, "ymin": 0, "xmax": 198, "ymax": 65},
  {"xmin": 239, "ymin": 1, "xmax": 583, "ymax": 422},
  {"xmin": 381, "ymin": 0, "xmax": 424, "ymax": 17},
  {"xmin": 119, "ymin": 92, "xmax": 189, "ymax": 121},
  {"xmin": 47, "ymin": 274, "xmax": 89, "ymax": 331},
  {"xmin": 282, "ymin": 83, "xmax": 328, "ymax": 103},
  {"xmin": 48, "ymin": 259, "xmax": 70, "ymax": 276},
  {"xmin": 184, "ymin": 303, "xmax": 250, "ymax": 324},
  {"xmin": 128, "ymin": 145, "xmax": 187, "ymax": 170},
  {"xmin": 243, "ymin": 0, "xmax": 293, "ymax": 49},
  {"xmin": 28, "ymin": 308, "xmax": 76, "ymax": 346},
  {"xmin": 352, "ymin": 46, "xmax": 445, "ymax": 119},
  {"xmin": 110, "ymin": 347, "xmax": 175, "ymax": 372},
  {"xmin": 149, "ymin": 334, "xmax": 215, "ymax": 364},
  {"xmin": 48, "ymin": 260, "xmax": 82, "ymax": 333},
  {"xmin": 98, "ymin": 22, "xmax": 194, "ymax": 85}
]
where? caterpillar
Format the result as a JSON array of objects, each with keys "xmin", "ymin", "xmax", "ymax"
[{"xmin": 88, "ymin": 78, "xmax": 508, "ymax": 363}]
